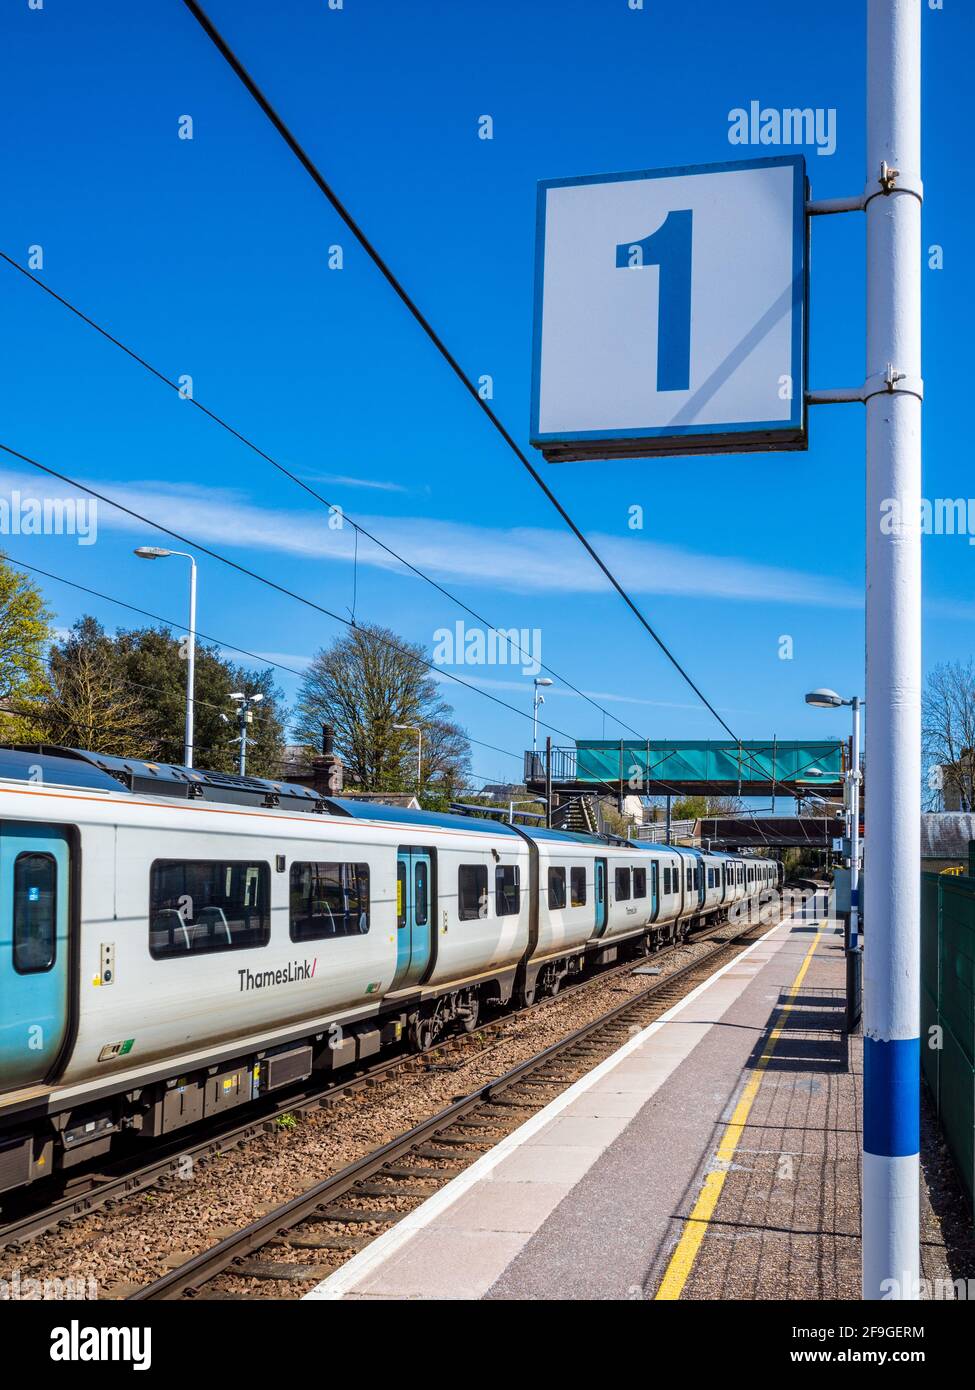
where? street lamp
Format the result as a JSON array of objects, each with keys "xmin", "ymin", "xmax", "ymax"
[
  {"xmin": 135, "ymin": 546, "xmax": 197, "ymax": 767},
  {"xmin": 393, "ymin": 723, "xmax": 422, "ymax": 791},
  {"xmin": 229, "ymin": 691, "xmax": 263, "ymax": 776},
  {"xmin": 532, "ymin": 677, "xmax": 553, "ymax": 754},
  {"xmin": 805, "ymin": 688, "xmax": 862, "ymax": 948}
]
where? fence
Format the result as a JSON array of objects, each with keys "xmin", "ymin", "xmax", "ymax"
[{"xmin": 921, "ymin": 869, "xmax": 975, "ymax": 1209}]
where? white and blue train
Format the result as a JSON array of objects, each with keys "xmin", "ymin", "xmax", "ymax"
[{"xmin": 0, "ymin": 745, "xmax": 782, "ymax": 1198}]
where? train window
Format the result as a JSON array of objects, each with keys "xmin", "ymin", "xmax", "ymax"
[
  {"xmin": 290, "ymin": 862, "xmax": 370, "ymax": 942},
  {"xmin": 695, "ymin": 868, "xmax": 701, "ymax": 890},
  {"xmin": 548, "ymin": 867, "xmax": 567, "ymax": 910},
  {"xmin": 495, "ymin": 864, "xmax": 520, "ymax": 916},
  {"xmin": 633, "ymin": 866, "xmax": 647, "ymax": 898},
  {"xmin": 459, "ymin": 865, "xmax": 489, "ymax": 920},
  {"xmin": 570, "ymin": 867, "xmax": 587, "ymax": 907},
  {"xmin": 415, "ymin": 861, "xmax": 429, "ymax": 926},
  {"xmin": 150, "ymin": 860, "xmax": 270, "ymax": 958},
  {"xmin": 686, "ymin": 866, "xmax": 693, "ymax": 891},
  {"xmin": 12, "ymin": 852, "xmax": 57, "ymax": 974},
  {"xmin": 662, "ymin": 867, "xmax": 670, "ymax": 895},
  {"xmin": 615, "ymin": 867, "xmax": 631, "ymax": 901}
]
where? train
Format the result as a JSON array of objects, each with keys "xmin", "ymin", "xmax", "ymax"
[{"xmin": 0, "ymin": 744, "xmax": 783, "ymax": 1199}]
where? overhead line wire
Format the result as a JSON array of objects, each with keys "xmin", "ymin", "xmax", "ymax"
[
  {"xmin": 0, "ymin": 248, "xmax": 646, "ymax": 743},
  {"xmin": 176, "ymin": 0, "xmax": 738, "ymax": 742}
]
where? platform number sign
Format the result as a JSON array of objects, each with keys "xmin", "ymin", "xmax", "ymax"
[{"xmin": 530, "ymin": 156, "xmax": 807, "ymax": 461}]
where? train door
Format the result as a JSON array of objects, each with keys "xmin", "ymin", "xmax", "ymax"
[
  {"xmin": 594, "ymin": 858, "xmax": 607, "ymax": 936},
  {"xmin": 393, "ymin": 846, "xmax": 433, "ymax": 989},
  {"xmin": 650, "ymin": 861, "xmax": 659, "ymax": 920},
  {"xmin": 0, "ymin": 823, "xmax": 71, "ymax": 1093}
]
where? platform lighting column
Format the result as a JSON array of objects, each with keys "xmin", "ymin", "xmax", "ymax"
[
  {"xmin": 134, "ymin": 546, "xmax": 197, "ymax": 767},
  {"xmin": 532, "ymin": 677, "xmax": 553, "ymax": 759},
  {"xmin": 863, "ymin": 0, "xmax": 922, "ymax": 1301}
]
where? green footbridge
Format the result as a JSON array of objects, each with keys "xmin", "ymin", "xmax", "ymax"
[{"xmin": 524, "ymin": 739, "xmax": 846, "ymax": 799}]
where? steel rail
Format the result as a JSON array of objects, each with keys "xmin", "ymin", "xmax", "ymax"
[
  {"xmin": 0, "ymin": 915, "xmax": 742, "ymax": 1252},
  {"xmin": 129, "ymin": 912, "xmax": 783, "ymax": 1301}
]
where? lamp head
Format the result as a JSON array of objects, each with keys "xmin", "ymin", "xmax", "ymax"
[
  {"xmin": 134, "ymin": 545, "xmax": 173, "ymax": 560},
  {"xmin": 805, "ymin": 688, "xmax": 844, "ymax": 709},
  {"xmin": 534, "ymin": 677, "xmax": 553, "ymax": 688}
]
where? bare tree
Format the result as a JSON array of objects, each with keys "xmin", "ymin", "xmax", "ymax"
[
  {"xmin": 294, "ymin": 623, "xmax": 471, "ymax": 797},
  {"xmin": 922, "ymin": 659, "xmax": 975, "ymax": 810}
]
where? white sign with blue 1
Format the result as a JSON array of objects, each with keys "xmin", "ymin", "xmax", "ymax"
[{"xmin": 530, "ymin": 155, "xmax": 807, "ymax": 461}]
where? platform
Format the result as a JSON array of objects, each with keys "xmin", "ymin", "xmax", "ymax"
[{"xmin": 305, "ymin": 915, "xmax": 906, "ymax": 1301}]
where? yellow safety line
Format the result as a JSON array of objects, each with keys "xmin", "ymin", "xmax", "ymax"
[{"xmin": 654, "ymin": 923, "xmax": 824, "ymax": 1301}]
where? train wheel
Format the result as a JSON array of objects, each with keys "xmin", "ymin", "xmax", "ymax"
[{"xmin": 408, "ymin": 1015, "xmax": 436, "ymax": 1052}]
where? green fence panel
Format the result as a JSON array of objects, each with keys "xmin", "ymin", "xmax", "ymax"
[
  {"xmin": 920, "ymin": 874, "xmax": 941, "ymax": 1103},
  {"xmin": 922, "ymin": 870, "xmax": 975, "ymax": 1209}
]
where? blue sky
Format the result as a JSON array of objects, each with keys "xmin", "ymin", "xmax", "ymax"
[{"xmin": 0, "ymin": 0, "xmax": 969, "ymax": 789}]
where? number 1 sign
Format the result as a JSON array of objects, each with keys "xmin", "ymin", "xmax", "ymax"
[{"xmin": 530, "ymin": 156, "xmax": 807, "ymax": 461}]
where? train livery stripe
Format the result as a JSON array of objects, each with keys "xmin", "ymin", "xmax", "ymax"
[
  {"xmin": 654, "ymin": 924, "xmax": 824, "ymax": 1302},
  {"xmin": 863, "ymin": 1037, "xmax": 920, "ymax": 1158}
]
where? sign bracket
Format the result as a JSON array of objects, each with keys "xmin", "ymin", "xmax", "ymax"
[{"xmin": 806, "ymin": 162, "xmax": 924, "ymax": 217}]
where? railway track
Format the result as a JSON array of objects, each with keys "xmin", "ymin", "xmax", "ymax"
[
  {"xmin": 0, "ymin": 911, "xmax": 758, "ymax": 1255},
  {"xmin": 129, "ymin": 911, "xmax": 784, "ymax": 1301}
]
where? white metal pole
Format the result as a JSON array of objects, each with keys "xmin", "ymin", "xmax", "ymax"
[
  {"xmin": 863, "ymin": 0, "xmax": 922, "ymax": 1301},
  {"xmin": 850, "ymin": 697, "xmax": 861, "ymax": 948},
  {"xmin": 532, "ymin": 688, "xmax": 540, "ymax": 754},
  {"xmin": 185, "ymin": 558, "xmax": 197, "ymax": 768},
  {"xmin": 416, "ymin": 729, "xmax": 422, "ymax": 790},
  {"xmin": 238, "ymin": 700, "xmax": 248, "ymax": 777}
]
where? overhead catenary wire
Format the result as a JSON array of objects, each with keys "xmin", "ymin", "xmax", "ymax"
[
  {"xmin": 4, "ymin": 551, "xmax": 635, "ymax": 805},
  {"xmin": 175, "ymin": 0, "xmax": 738, "ymax": 743},
  {"xmin": 0, "ymin": 249, "xmax": 647, "ymax": 744},
  {"xmin": 0, "ymin": 438, "xmax": 588, "ymax": 746},
  {"xmin": 0, "ymin": 553, "xmax": 522, "ymax": 768}
]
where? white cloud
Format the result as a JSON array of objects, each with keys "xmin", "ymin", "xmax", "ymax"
[{"xmin": 0, "ymin": 465, "xmax": 862, "ymax": 611}]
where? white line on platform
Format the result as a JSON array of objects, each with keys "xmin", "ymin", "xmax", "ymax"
[{"xmin": 306, "ymin": 914, "xmax": 797, "ymax": 1300}]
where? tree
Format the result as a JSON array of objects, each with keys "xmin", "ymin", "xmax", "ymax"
[
  {"xmin": 0, "ymin": 555, "xmax": 54, "ymax": 742},
  {"xmin": 294, "ymin": 623, "xmax": 471, "ymax": 797},
  {"xmin": 43, "ymin": 617, "xmax": 151, "ymax": 755},
  {"xmin": 923, "ymin": 659, "xmax": 975, "ymax": 810},
  {"xmin": 672, "ymin": 794, "xmax": 743, "ymax": 820},
  {"xmin": 112, "ymin": 627, "xmax": 287, "ymax": 777},
  {"xmin": 38, "ymin": 620, "xmax": 287, "ymax": 775}
]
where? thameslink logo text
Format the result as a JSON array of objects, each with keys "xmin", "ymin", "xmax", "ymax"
[{"xmin": 238, "ymin": 958, "xmax": 317, "ymax": 991}]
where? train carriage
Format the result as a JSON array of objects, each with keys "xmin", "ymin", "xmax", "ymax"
[{"xmin": 0, "ymin": 745, "xmax": 783, "ymax": 1199}]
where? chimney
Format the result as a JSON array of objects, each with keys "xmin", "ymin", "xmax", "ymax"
[{"xmin": 312, "ymin": 722, "xmax": 343, "ymax": 795}]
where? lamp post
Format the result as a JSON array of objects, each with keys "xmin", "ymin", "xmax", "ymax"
[
  {"xmin": 532, "ymin": 677, "xmax": 553, "ymax": 756},
  {"xmin": 805, "ymin": 689, "xmax": 862, "ymax": 948},
  {"xmin": 134, "ymin": 546, "xmax": 197, "ymax": 767},
  {"xmin": 393, "ymin": 723, "xmax": 422, "ymax": 791}
]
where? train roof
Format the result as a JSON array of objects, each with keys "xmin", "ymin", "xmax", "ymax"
[
  {"xmin": 0, "ymin": 747, "xmax": 778, "ymax": 858},
  {"xmin": 0, "ymin": 745, "xmax": 125, "ymax": 793},
  {"xmin": 0, "ymin": 746, "xmax": 639, "ymax": 847}
]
